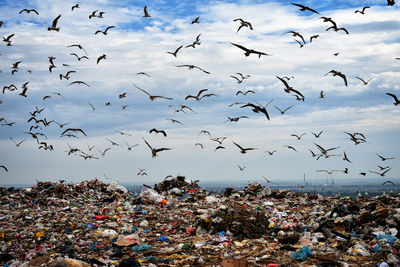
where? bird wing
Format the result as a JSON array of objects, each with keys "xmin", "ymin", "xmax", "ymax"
[
  {"xmin": 52, "ymin": 14, "xmax": 61, "ymax": 27},
  {"xmin": 143, "ymin": 138, "xmax": 153, "ymax": 150},
  {"xmin": 338, "ymin": 73, "xmax": 348, "ymax": 86},
  {"xmin": 230, "ymin": 42, "xmax": 249, "ymax": 52},
  {"xmin": 105, "ymin": 26, "xmax": 115, "ymax": 32},
  {"xmin": 133, "ymin": 83, "xmax": 150, "ymax": 96},
  {"xmin": 276, "ymin": 76, "xmax": 290, "ymax": 89},
  {"xmin": 197, "ymin": 88, "xmax": 208, "ymax": 97},
  {"xmin": 386, "ymin": 93, "xmax": 399, "ymax": 102},
  {"xmin": 232, "ymin": 141, "xmax": 244, "ymax": 151}
]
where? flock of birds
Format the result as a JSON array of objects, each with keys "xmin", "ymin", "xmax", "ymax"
[{"xmin": 0, "ymin": 1, "xmax": 399, "ymax": 186}]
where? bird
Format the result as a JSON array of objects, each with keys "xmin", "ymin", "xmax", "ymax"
[
  {"xmin": 276, "ymin": 76, "xmax": 305, "ymax": 99},
  {"xmin": 291, "ymin": 133, "xmax": 306, "ymax": 140},
  {"xmin": 284, "ymin": 145, "xmax": 297, "ymax": 152},
  {"xmin": 176, "ymin": 64, "xmax": 210, "ymax": 74},
  {"xmin": 316, "ymin": 170, "xmax": 338, "ymax": 175},
  {"xmin": 48, "ymin": 14, "xmax": 61, "ymax": 31},
  {"xmin": 167, "ymin": 118, "xmax": 183, "ymax": 125},
  {"xmin": 382, "ymin": 180, "xmax": 395, "ymax": 186},
  {"xmin": 143, "ymin": 138, "xmax": 172, "ymax": 158},
  {"xmin": 232, "ymin": 141, "xmax": 257, "ymax": 154},
  {"xmin": 68, "ymin": 44, "xmax": 88, "ymax": 55},
  {"xmin": 359, "ymin": 172, "xmax": 367, "ymax": 176},
  {"xmin": 343, "ymin": 151, "xmax": 352, "ymax": 163},
  {"xmin": 195, "ymin": 143, "xmax": 204, "ymax": 149},
  {"xmin": 240, "ymin": 102, "xmax": 271, "ymax": 121},
  {"xmin": 0, "ymin": 165, "xmax": 8, "ymax": 172},
  {"xmin": 326, "ymin": 25, "xmax": 349, "ymax": 34},
  {"xmin": 98, "ymin": 147, "xmax": 112, "ymax": 157},
  {"xmin": 133, "ymin": 83, "xmax": 173, "ymax": 101},
  {"xmin": 291, "ymin": 3, "xmax": 319, "ymax": 14},
  {"xmin": 264, "ymin": 150, "xmax": 276, "ymax": 155},
  {"xmin": 70, "ymin": 53, "xmax": 89, "ymax": 61},
  {"xmin": 0, "ymin": 21, "xmax": 4, "ymax": 28},
  {"xmin": 166, "ymin": 45, "xmax": 183, "ymax": 57},
  {"xmin": 149, "ymin": 128, "xmax": 167, "ymax": 137},
  {"xmin": 68, "ymin": 81, "xmax": 90, "ymax": 87},
  {"xmin": 225, "ymin": 116, "xmax": 249, "ymax": 123},
  {"xmin": 10, "ymin": 137, "xmax": 25, "ymax": 147},
  {"xmin": 355, "ymin": 6, "xmax": 370, "ymax": 14},
  {"xmin": 377, "ymin": 165, "xmax": 391, "ymax": 171},
  {"xmin": 106, "ymin": 138, "xmax": 120, "ymax": 146},
  {"xmin": 369, "ymin": 168, "xmax": 392, "ymax": 177},
  {"xmin": 143, "ymin": 6, "xmax": 151, "ymax": 17},
  {"xmin": 376, "ymin": 153, "xmax": 395, "ymax": 161},
  {"xmin": 59, "ymin": 70, "xmax": 76, "ymax": 80},
  {"xmin": 19, "ymin": 82, "xmax": 29, "ymax": 97},
  {"xmin": 356, "ymin": 76, "xmax": 374, "ymax": 85},
  {"xmin": 98, "ymin": 12, "xmax": 105, "ymax": 18},
  {"xmin": 386, "ymin": 93, "xmax": 400, "ymax": 105},
  {"xmin": 199, "ymin": 130, "xmax": 212, "ymax": 138},
  {"xmin": 236, "ymin": 90, "xmax": 255, "ymax": 95},
  {"xmin": 309, "ymin": 35, "xmax": 320, "ymax": 43},
  {"xmin": 97, "ymin": 54, "xmax": 106, "ymax": 64},
  {"xmin": 211, "ymin": 137, "xmax": 227, "ymax": 145},
  {"xmin": 387, "ymin": 0, "xmax": 395, "ymax": 6},
  {"xmin": 230, "ymin": 42, "xmax": 271, "ymax": 58},
  {"xmin": 274, "ymin": 105, "xmax": 294, "ymax": 115},
  {"xmin": 53, "ymin": 121, "xmax": 71, "ymax": 128},
  {"xmin": 185, "ymin": 88, "xmax": 209, "ymax": 101},
  {"xmin": 71, "ymin": 4, "xmax": 79, "ymax": 11},
  {"xmin": 314, "ymin": 143, "xmax": 340, "ymax": 156},
  {"xmin": 285, "ymin": 31, "xmax": 306, "ymax": 45},
  {"xmin": 333, "ymin": 52, "xmax": 340, "ymax": 56},
  {"xmin": 214, "ymin": 145, "xmax": 226, "ymax": 151},
  {"xmin": 19, "ymin": 9, "xmax": 39, "ymax": 15},
  {"xmin": 237, "ymin": 165, "xmax": 246, "ymax": 171},
  {"xmin": 311, "ymin": 131, "xmax": 323, "ymax": 138},
  {"xmin": 233, "ymin": 18, "xmax": 253, "ymax": 33},
  {"xmin": 61, "ymin": 128, "xmax": 87, "ymax": 137},
  {"xmin": 319, "ymin": 90, "xmax": 325, "ymax": 98},
  {"xmin": 136, "ymin": 72, "xmax": 151, "ymax": 77},
  {"xmin": 95, "ymin": 26, "xmax": 115, "ymax": 35},
  {"xmin": 89, "ymin": 10, "xmax": 98, "ymax": 19},
  {"xmin": 88, "ymin": 103, "xmax": 95, "ymax": 110},
  {"xmin": 309, "ymin": 149, "xmax": 319, "ymax": 158},
  {"xmin": 125, "ymin": 141, "xmax": 138, "ymax": 151},
  {"xmin": 137, "ymin": 169, "xmax": 148, "ymax": 176},
  {"xmin": 191, "ymin": 16, "xmax": 200, "ymax": 24},
  {"xmin": 2, "ymin": 34, "xmax": 14, "ymax": 46},
  {"xmin": 324, "ymin": 70, "xmax": 348, "ymax": 86}
]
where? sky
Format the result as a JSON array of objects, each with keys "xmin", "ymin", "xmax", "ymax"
[{"xmin": 0, "ymin": 0, "xmax": 399, "ymax": 185}]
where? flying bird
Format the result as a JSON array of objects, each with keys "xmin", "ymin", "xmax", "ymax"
[
  {"xmin": 68, "ymin": 44, "xmax": 88, "ymax": 55},
  {"xmin": 291, "ymin": 133, "xmax": 306, "ymax": 140},
  {"xmin": 274, "ymin": 105, "xmax": 294, "ymax": 115},
  {"xmin": 356, "ymin": 76, "xmax": 374, "ymax": 85},
  {"xmin": 176, "ymin": 64, "xmax": 210, "ymax": 74},
  {"xmin": 240, "ymin": 102, "xmax": 271, "ymax": 121},
  {"xmin": 324, "ymin": 70, "xmax": 348, "ymax": 86},
  {"xmin": 276, "ymin": 76, "xmax": 305, "ymax": 99},
  {"xmin": 149, "ymin": 128, "xmax": 167, "ymax": 137},
  {"xmin": 237, "ymin": 165, "xmax": 246, "ymax": 171},
  {"xmin": 355, "ymin": 6, "xmax": 370, "ymax": 14},
  {"xmin": 326, "ymin": 25, "xmax": 349, "ymax": 34},
  {"xmin": 0, "ymin": 165, "xmax": 8, "ymax": 172},
  {"xmin": 230, "ymin": 42, "xmax": 271, "ymax": 58},
  {"xmin": 60, "ymin": 70, "xmax": 76, "ymax": 80},
  {"xmin": 48, "ymin": 14, "xmax": 61, "ymax": 31},
  {"xmin": 376, "ymin": 153, "xmax": 395, "ymax": 161},
  {"xmin": 233, "ymin": 18, "xmax": 253, "ymax": 33},
  {"xmin": 186, "ymin": 34, "xmax": 201, "ymax": 48},
  {"xmin": 95, "ymin": 26, "xmax": 115, "ymax": 35},
  {"xmin": 369, "ymin": 168, "xmax": 392, "ymax": 177},
  {"xmin": 382, "ymin": 180, "xmax": 395, "ymax": 186},
  {"xmin": 264, "ymin": 150, "xmax": 276, "ymax": 155},
  {"xmin": 343, "ymin": 151, "xmax": 352, "ymax": 163},
  {"xmin": 10, "ymin": 137, "xmax": 25, "ymax": 147},
  {"xmin": 89, "ymin": 10, "xmax": 98, "ymax": 19},
  {"xmin": 285, "ymin": 31, "xmax": 306, "ymax": 45},
  {"xmin": 291, "ymin": 3, "xmax": 319, "ymax": 14},
  {"xmin": 166, "ymin": 45, "xmax": 183, "ymax": 57},
  {"xmin": 133, "ymin": 83, "xmax": 173, "ymax": 101},
  {"xmin": 284, "ymin": 145, "xmax": 297, "ymax": 152},
  {"xmin": 167, "ymin": 118, "xmax": 183, "ymax": 125},
  {"xmin": 19, "ymin": 9, "xmax": 39, "ymax": 15},
  {"xmin": 61, "ymin": 128, "xmax": 87, "ymax": 137},
  {"xmin": 143, "ymin": 138, "xmax": 172, "ymax": 158},
  {"xmin": 309, "ymin": 35, "xmax": 320, "ymax": 43},
  {"xmin": 191, "ymin": 16, "xmax": 200, "ymax": 24},
  {"xmin": 387, "ymin": 0, "xmax": 395, "ymax": 6},
  {"xmin": 71, "ymin": 4, "xmax": 79, "ymax": 11},
  {"xmin": 236, "ymin": 90, "xmax": 255, "ymax": 95},
  {"xmin": 97, "ymin": 54, "xmax": 106, "ymax": 64},
  {"xmin": 70, "ymin": 53, "xmax": 88, "ymax": 61},
  {"xmin": 225, "ymin": 116, "xmax": 249, "ymax": 123},
  {"xmin": 136, "ymin": 72, "xmax": 151, "ymax": 77},
  {"xmin": 68, "ymin": 81, "xmax": 90, "ymax": 87},
  {"xmin": 185, "ymin": 88, "xmax": 209, "ymax": 101},
  {"xmin": 312, "ymin": 131, "xmax": 323, "ymax": 138},
  {"xmin": 386, "ymin": 93, "xmax": 400, "ymax": 105},
  {"xmin": 143, "ymin": 6, "xmax": 151, "ymax": 17},
  {"xmin": 232, "ymin": 141, "xmax": 257, "ymax": 154}
]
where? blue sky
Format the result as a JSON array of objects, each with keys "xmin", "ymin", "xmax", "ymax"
[{"xmin": 0, "ymin": 0, "xmax": 399, "ymax": 185}]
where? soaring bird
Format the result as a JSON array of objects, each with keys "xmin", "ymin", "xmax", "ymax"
[
  {"xmin": 382, "ymin": 180, "xmax": 395, "ymax": 186},
  {"xmin": 356, "ymin": 76, "xmax": 374, "ymax": 85},
  {"xmin": 0, "ymin": 165, "xmax": 8, "ymax": 172},
  {"xmin": 387, "ymin": 0, "xmax": 395, "ymax": 6},
  {"xmin": 314, "ymin": 143, "xmax": 340, "ymax": 156},
  {"xmin": 240, "ymin": 102, "xmax": 271, "ymax": 121},
  {"xmin": 343, "ymin": 151, "xmax": 352, "ymax": 163},
  {"xmin": 291, "ymin": 3, "xmax": 319, "ymax": 14},
  {"xmin": 2, "ymin": 34, "xmax": 15, "ymax": 46},
  {"xmin": 185, "ymin": 34, "xmax": 201, "ymax": 48},
  {"xmin": 89, "ymin": 10, "xmax": 98, "ymax": 19},
  {"xmin": 19, "ymin": 82, "xmax": 29, "ymax": 97},
  {"xmin": 106, "ymin": 138, "xmax": 120, "ymax": 146},
  {"xmin": 95, "ymin": 26, "xmax": 115, "ymax": 35},
  {"xmin": 185, "ymin": 89, "xmax": 209, "ymax": 101},
  {"xmin": 276, "ymin": 76, "xmax": 305, "ymax": 99},
  {"xmin": 236, "ymin": 90, "xmax": 255, "ymax": 96},
  {"xmin": 70, "ymin": 53, "xmax": 89, "ymax": 61},
  {"xmin": 71, "ymin": 4, "xmax": 79, "ymax": 11},
  {"xmin": 61, "ymin": 128, "xmax": 87, "ymax": 137},
  {"xmin": 149, "ymin": 128, "xmax": 167, "ymax": 137},
  {"xmin": 230, "ymin": 42, "xmax": 271, "ymax": 58},
  {"xmin": 48, "ymin": 14, "xmax": 61, "ymax": 31},
  {"xmin": 291, "ymin": 133, "xmax": 306, "ymax": 140},
  {"xmin": 326, "ymin": 25, "xmax": 349, "ymax": 34},
  {"xmin": 369, "ymin": 168, "xmax": 392, "ymax": 177},
  {"xmin": 285, "ymin": 31, "xmax": 306, "ymax": 45},
  {"xmin": 237, "ymin": 165, "xmax": 246, "ymax": 171},
  {"xmin": 125, "ymin": 141, "xmax": 138, "ymax": 151},
  {"xmin": 10, "ymin": 137, "xmax": 25, "ymax": 147},
  {"xmin": 68, "ymin": 44, "xmax": 88, "ymax": 55},
  {"xmin": 225, "ymin": 116, "xmax": 249, "ymax": 123},
  {"xmin": 232, "ymin": 141, "xmax": 257, "ymax": 154},
  {"xmin": 133, "ymin": 83, "xmax": 173, "ymax": 101},
  {"xmin": 376, "ymin": 153, "xmax": 395, "ymax": 161},
  {"xmin": 386, "ymin": 93, "xmax": 400, "ymax": 105},
  {"xmin": 316, "ymin": 170, "xmax": 338, "ymax": 175},
  {"xmin": 19, "ymin": 9, "xmax": 39, "ymax": 15},
  {"xmin": 143, "ymin": 138, "xmax": 171, "ymax": 158},
  {"xmin": 60, "ymin": 70, "xmax": 76, "ymax": 80},
  {"xmin": 143, "ymin": 6, "xmax": 151, "ymax": 17},
  {"xmin": 68, "ymin": 81, "xmax": 90, "ymax": 87},
  {"xmin": 264, "ymin": 150, "xmax": 276, "ymax": 155},
  {"xmin": 233, "ymin": 18, "xmax": 253, "ymax": 33},
  {"xmin": 176, "ymin": 64, "xmax": 210, "ymax": 74},
  {"xmin": 166, "ymin": 45, "xmax": 183, "ymax": 57},
  {"xmin": 355, "ymin": 6, "xmax": 370, "ymax": 14},
  {"xmin": 191, "ymin": 16, "xmax": 200, "ymax": 24},
  {"xmin": 309, "ymin": 35, "xmax": 320, "ymax": 43},
  {"xmin": 312, "ymin": 131, "xmax": 323, "ymax": 138},
  {"xmin": 324, "ymin": 70, "xmax": 348, "ymax": 86},
  {"xmin": 274, "ymin": 105, "xmax": 294, "ymax": 115},
  {"xmin": 97, "ymin": 54, "xmax": 106, "ymax": 64},
  {"xmin": 167, "ymin": 118, "xmax": 183, "ymax": 124},
  {"xmin": 284, "ymin": 145, "xmax": 297, "ymax": 152}
]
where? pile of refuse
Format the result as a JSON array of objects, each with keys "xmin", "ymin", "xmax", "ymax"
[{"xmin": 1, "ymin": 176, "xmax": 400, "ymax": 266}]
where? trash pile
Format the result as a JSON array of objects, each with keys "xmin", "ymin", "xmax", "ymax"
[{"xmin": 1, "ymin": 177, "xmax": 400, "ymax": 266}]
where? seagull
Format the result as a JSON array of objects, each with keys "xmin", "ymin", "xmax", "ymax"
[
  {"xmin": 284, "ymin": 145, "xmax": 297, "ymax": 152},
  {"xmin": 133, "ymin": 83, "xmax": 173, "ymax": 101},
  {"xmin": 61, "ymin": 128, "xmax": 87, "ymax": 137},
  {"xmin": 136, "ymin": 72, "xmax": 151, "ymax": 77},
  {"xmin": 97, "ymin": 54, "xmax": 106, "ymax": 64},
  {"xmin": 230, "ymin": 42, "xmax": 271, "ymax": 58},
  {"xmin": 386, "ymin": 93, "xmax": 400, "ymax": 105},
  {"xmin": 369, "ymin": 167, "xmax": 392, "ymax": 177},
  {"xmin": 343, "ymin": 151, "xmax": 352, "ymax": 163},
  {"xmin": 149, "ymin": 128, "xmax": 167, "ymax": 137},
  {"xmin": 324, "ymin": 70, "xmax": 348, "ymax": 86},
  {"xmin": 195, "ymin": 143, "xmax": 204, "ymax": 149},
  {"xmin": 89, "ymin": 10, "xmax": 98, "ymax": 19},
  {"xmin": 68, "ymin": 44, "xmax": 88, "ymax": 55},
  {"xmin": 291, "ymin": 133, "xmax": 306, "ymax": 140},
  {"xmin": 143, "ymin": 6, "xmax": 151, "ymax": 17},
  {"xmin": 95, "ymin": 26, "xmax": 115, "ymax": 35},
  {"xmin": 125, "ymin": 140, "xmax": 138, "ymax": 151},
  {"xmin": 185, "ymin": 34, "xmax": 201, "ymax": 48},
  {"xmin": 237, "ymin": 165, "xmax": 246, "ymax": 171},
  {"xmin": 2, "ymin": 34, "xmax": 14, "ymax": 46},
  {"xmin": 376, "ymin": 153, "xmax": 395, "ymax": 161},
  {"xmin": 71, "ymin": 4, "xmax": 79, "ymax": 11},
  {"xmin": 10, "ymin": 137, "xmax": 25, "ymax": 147},
  {"xmin": 98, "ymin": 147, "xmax": 112, "ymax": 157},
  {"xmin": 319, "ymin": 90, "xmax": 325, "ymax": 98},
  {"xmin": 311, "ymin": 131, "xmax": 323, "ymax": 138},
  {"xmin": 225, "ymin": 116, "xmax": 249, "ymax": 123},
  {"xmin": 68, "ymin": 81, "xmax": 90, "ymax": 87},
  {"xmin": 106, "ymin": 138, "xmax": 120, "ymax": 146},
  {"xmin": 19, "ymin": 9, "xmax": 39, "ymax": 15},
  {"xmin": 276, "ymin": 76, "xmax": 305, "ymax": 99},
  {"xmin": 236, "ymin": 90, "xmax": 255, "ymax": 95},
  {"xmin": 309, "ymin": 35, "xmax": 320, "ymax": 43},
  {"xmin": 88, "ymin": 103, "xmax": 95, "ymax": 110},
  {"xmin": 199, "ymin": 130, "xmax": 212, "ymax": 138},
  {"xmin": 291, "ymin": 3, "xmax": 319, "ymax": 14},
  {"xmin": 377, "ymin": 165, "xmax": 391, "ymax": 171},
  {"xmin": 191, "ymin": 16, "xmax": 200, "ymax": 24},
  {"xmin": 176, "ymin": 64, "xmax": 210, "ymax": 74},
  {"xmin": 316, "ymin": 170, "xmax": 338, "ymax": 175},
  {"xmin": 285, "ymin": 31, "xmax": 306, "ymax": 45},
  {"xmin": 48, "ymin": 14, "xmax": 61, "ymax": 31},
  {"xmin": 274, "ymin": 105, "xmax": 294, "ymax": 115},
  {"xmin": 359, "ymin": 172, "xmax": 367, "ymax": 176},
  {"xmin": 0, "ymin": 165, "xmax": 8, "ymax": 172},
  {"xmin": 326, "ymin": 25, "xmax": 349, "ymax": 34},
  {"xmin": 240, "ymin": 102, "xmax": 271, "ymax": 121},
  {"xmin": 356, "ymin": 76, "xmax": 374, "ymax": 85},
  {"xmin": 387, "ymin": 0, "xmax": 395, "ymax": 6},
  {"xmin": 143, "ymin": 138, "xmax": 172, "ymax": 158},
  {"xmin": 167, "ymin": 118, "xmax": 183, "ymax": 124},
  {"xmin": 185, "ymin": 88, "xmax": 209, "ymax": 101},
  {"xmin": 355, "ymin": 6, "xmax": 370, "ymax": 14},
  {"xmin": 214, "ymin": 145, "xmax": 226, "ymax": 151},
  {"xmin": 233, "ymin": 18, "xmax": 253, "ymax": 33},
  {"xmin": 60, "ymin": 70, "xmax": 76, "ymax": 80},
  {"xmin": 166, "ymin": 45, "xmax": 183, "ymax": 57},
  {"xmin": 382, "ymin": 180, "xmax": 395, "ymax": 186},
  {"xmin": 264, "ymin": 150, "xmax": 276, "ymax": 155},
  {"xmin": 314, "ymin": 143, "xmax": 340, "ymax": 156}
]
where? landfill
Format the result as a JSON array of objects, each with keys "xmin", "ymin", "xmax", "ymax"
[{"xmin": 0, "ymin": 176, "xmax": 400, "ymax": 266}]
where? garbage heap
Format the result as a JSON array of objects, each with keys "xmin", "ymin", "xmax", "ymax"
[{"xmin": 1, "ymin": 177, "xmax": 400, "ymax": 267}]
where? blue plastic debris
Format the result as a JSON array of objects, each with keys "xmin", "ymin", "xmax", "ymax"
[
  {"xmin": 131, "ymin": 244, "xmax": 151, "ymax": 252},
  {"xmin": 376, "ymin": 234, "xmax": 397, "ymax": 245},
  {"xmin": 290, "ymin": 246, "xmax": 313, "ymax": 261},
  {"xmin": 157, "ymin": 235, "xmax": 168, "ymax": 242}
]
